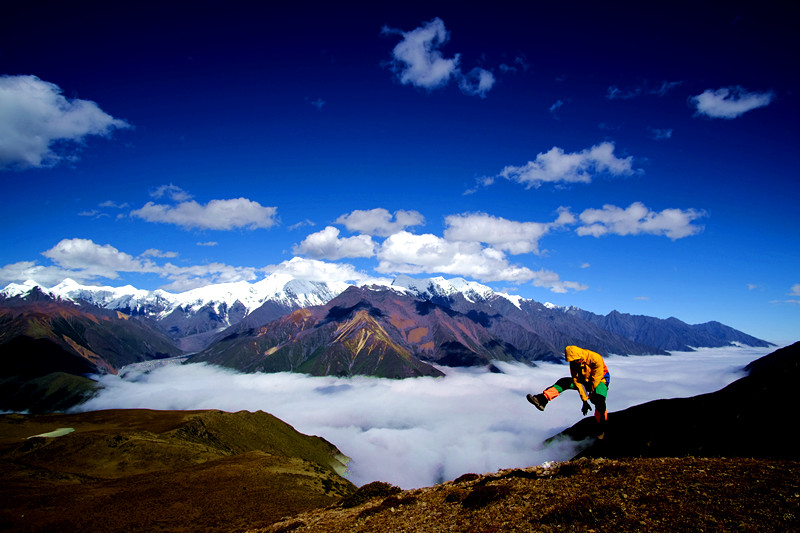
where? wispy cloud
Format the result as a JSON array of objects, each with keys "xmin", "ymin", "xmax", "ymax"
[
  {"xmin": 690, "ymin": 86, "xmax": 774, "ymax": 119},
  {"xmin": 0, "ymin": 75, "xmax": 130, "ymax": 170},
  {"xmin": 149, "ymin": 184, "xmax": 193, "ymax": 202},
  {"xmin": 306, "ymin": 97, "xmax": 326, "ymax": 110},
  {"xmin": 383, "ymin": 18, "xmax": 495, "ymax": 98},
  {"xmin": 606, "ymin": 80, "xmax": 683, "ymax": 100},
  {"xmin": 648, "ymin": 127, "xmax": 673, "ymax": 140},
  {"xmin": 74, "ymin": 346, "xmax": 771, "ymax": 488}
]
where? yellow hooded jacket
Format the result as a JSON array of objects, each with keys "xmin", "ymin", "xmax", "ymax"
[{"xmin": 564, "ymin": 345, "xmax": 609, "ymax": 402}]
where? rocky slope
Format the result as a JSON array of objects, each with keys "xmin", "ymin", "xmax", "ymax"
[
  {"xmin": 188, "ymin": 285, "xmax": 539, "ymax": 377},
  {"xmin": 0, "ymin": 291, "xmax": 183, "ymax": 412},
  {"xmin": 256, "ymin": 457, "xmax": 800, "ymax": 532}
]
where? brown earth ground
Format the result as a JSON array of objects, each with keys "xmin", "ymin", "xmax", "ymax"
[
  {"xmin": 256, "ymin": 457, "xmax": 800, "ymax": 533},
  {"xmin": 0, "ymin": 409, "xmax": 354, "ymax": 533},
  {"xmin": 2, "ymin": 410, "xmax": 799, "ymax": 532}
]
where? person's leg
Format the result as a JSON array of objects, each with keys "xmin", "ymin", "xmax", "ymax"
[
  {"xmin": 528, "ymin": 377, "xmax": 573, "ymax": 411},
  {"xmin": 544, "ymin": 377, "xmax": 575, "ymax": 400},
  {"xmin": 591, "ymin": 381, "xmax": 609, "ymax": 437}
]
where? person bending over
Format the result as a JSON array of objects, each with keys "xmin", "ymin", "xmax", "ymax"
[{"xmin": 527, "ymin": 345, "xmax": 610, "ymax": 432}]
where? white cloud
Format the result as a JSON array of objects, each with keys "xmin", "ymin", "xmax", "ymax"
[
  {"xmin": 156, "ymin": 262, "xmax": 260, "ymax": 292},
  {"xmin": 336, "ymin": 208, "xmax": 425, "ymax": 237},
  {"xmin": 293, "ymin": 226, "xmax": 376, "ymax": 260},
  {"xmin": 265, "ymin": 256, "xmax": 387, "ymax": 286},
  {"xmin": 377, "ymin": 231, "xmax": 532, "ymax": 282},
  {"xmin": 494, "ymin": 142, "xmax": 636, "ymax": 189},
  {"xmin": 196, "ymin": 241, "xmax": 218, "ymax": 247},
  {"xmin": 0, "ymin": 238, "xmax": 259, "ymax": 290},
  {"xmin": 0, "ymin": 260, "xmax": 81, "ymax": 287},
  {"xmin": 75, "ymin": 346, "xmax": 772, "ymax": 489},
  {"xmin": 790, "ymin": 284, "xmax": 800, "ymax": 297},
  {"xmin": 131, "ymin": 198, "xmax": 278, "ymax": 230},
  {"xmin": 383, "ymin": 18, "xmax": 495, "ymax": 98},
  {"xmin": 690, "ymin": 86, "xmax": 774, "ymax": 119},
  {"xmin": 576, "ymin": 202, "xmax": 706, "ymax": 240},
  {"xmin": 141, "ymin": 248, "xmax": 179, "ymax": 259},
  {"xmin": 0, "ymin": 75, "xmax": 130, "ymax": 170},
  {"xmin": 375, "ymin": 231, "xmax": 583, "ymax": 293},
  {"xmin": 41, "ymin": 238, "xmax": 155, "ymax": 280},
  {"xmin": 443, "ymin": 210, "xmax": 572, "ymax": 255},
  {"xmin": 383, "ymin": 18, "xmax": 459, "ymax": 90}
]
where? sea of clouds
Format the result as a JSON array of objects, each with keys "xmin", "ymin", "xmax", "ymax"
[{"xmin": 74, "ymin": 345, "xmax": 775, "ymax": 489}]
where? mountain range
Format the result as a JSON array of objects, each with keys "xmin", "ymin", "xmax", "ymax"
[{"xmin": 1, "ymin": 274, "xmax": 772, "ymax": 392}]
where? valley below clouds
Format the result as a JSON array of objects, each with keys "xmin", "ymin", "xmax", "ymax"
[{"xmin": 76, "ymin": 346, "xmax": 774, "ymax": 489}]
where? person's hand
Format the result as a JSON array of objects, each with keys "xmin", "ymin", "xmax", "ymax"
[{"xmin": 582, "ymin": 401, "xmax": 592, "ymax": 415}]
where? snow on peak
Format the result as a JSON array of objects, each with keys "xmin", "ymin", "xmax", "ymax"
[
  {"xmin": 0, "ymin": 280, "xmax": 45, "ymax": 298},
  {"xmin": 391, "ymin": 274, "xmax": 499, "ymax": 303}
]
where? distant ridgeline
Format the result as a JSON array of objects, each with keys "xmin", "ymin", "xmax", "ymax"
[{"xmin": 1, "ymin": 276, "xmax": 772, "ymax": 410}]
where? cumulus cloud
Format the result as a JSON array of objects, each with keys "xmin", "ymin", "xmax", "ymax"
[
  {"xmin": 131, "ymin": 198, "xmax": 278, "ymax": 230},
  {"xmin": 492, "ymin": 142, "xmax": 636, "ymax": 190},
  {"xmin": 75, "ymin": 346, "xmax": 772, "ymax": 489},
  {"xmin": 41, "ymin": 238, "xmax": 155, "ymax": 280},
  {"xmin": 374, "ymin": 231, "xmax": 583, "ymax": 293},
  {"xmin": 0, "ymin": 260, "xmax": 84, "ymax": 287},
  {"xmin": 575, "ymin": 202, "xmax": 706, "ymax": 240},
  {"xmin": 265, "ymin": 256, "xmax": 388, "ymax": 286},
  {"xmin": 377, "ymin": 231, "xmax": 533, "ymax": 282},
  {"xmin": 0, "ymin": 75, "xmax": 130, "ymax": 170},
  {"xmin": 383, "ymin": 18, "xmax": 459, "ymax": 90},
  {"xmin": 383, "ymin": 18, "xmax": 495, "ymax": 98},
  {"xmin": 443, "ymin": 210, "xmax": 573, "ymax": 255},
  {"xmin": 690, "ymin": 86, "xmax": 774, "ymax": 119},
  {"xmin": 293, "ymin": 226, "xmax": 376, "ymax": 260},
  {"xmin": 336, "ymin": 208, "xmax": 425, "ymax": 237}
]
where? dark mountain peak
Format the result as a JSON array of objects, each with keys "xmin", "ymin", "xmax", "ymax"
[{"xmin": 321, "ymin": 300, "xmax": 384, "ymax": 325}]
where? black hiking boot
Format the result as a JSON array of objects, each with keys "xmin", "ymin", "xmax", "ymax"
[{"xmin": 526, "ymin": 393, "xmax": 548, "ymax": 411}]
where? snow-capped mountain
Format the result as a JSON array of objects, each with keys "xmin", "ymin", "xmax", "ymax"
[
  {"xmin": 1, "ymin": 275, "xmax": 350, "ymax": 319},
  {"xmin": 1, "ymin": 275, "xmax": 352, "ymax": 352},
  {"xmin": 1, "ymin": 272, "xmax": 773, "ymax": 357},
  {"xmin": 390, "ymin": 274, "xmax": 520, "ymax": 307}
]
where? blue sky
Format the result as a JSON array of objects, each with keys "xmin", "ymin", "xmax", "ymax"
[{"xmin": 1, "ymin": 2, "xmax": 797, "ymax": 343}]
